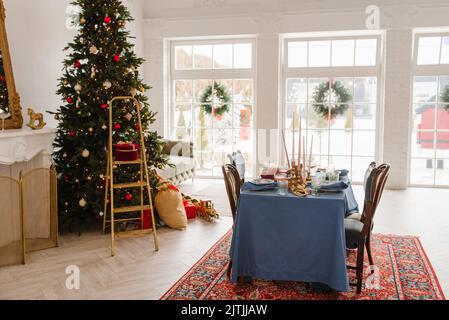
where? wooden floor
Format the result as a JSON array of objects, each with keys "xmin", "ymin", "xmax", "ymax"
[{"xmin": 0, "ymin": 179, "xmax": 448, "ymax": 300}]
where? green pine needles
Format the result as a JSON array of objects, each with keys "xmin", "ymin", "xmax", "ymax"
[{"xmin": 50, "ymin": 0, "xmax": 168, "ymax": 232}]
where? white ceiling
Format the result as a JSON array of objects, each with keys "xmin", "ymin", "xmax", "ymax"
[{"xmin": 142, "ymin": 0, "xmax": 449, "ymax": 19}]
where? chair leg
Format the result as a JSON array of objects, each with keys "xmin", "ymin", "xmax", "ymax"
[
  {"xmin": 356, "ymin": 242, "xmax": 365, "ymax": 294},
  {"xmin": 227, "ymin": 260, "xmax": 233, "ymax": 279},
  {"xmin": 366, "ymin": 233, "xmax": 374, "ymax": 271}
]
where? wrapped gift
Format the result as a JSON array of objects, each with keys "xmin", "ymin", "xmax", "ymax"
[
  {"xmin": 141, "ymin": 209, "xmax": 153, "ymax": 230},
  {"xmin": 183, "ymin": 200, "xmax": 197, "ymax": 220},
  {"xmin": 114, "ymin": 142, "xmax": 139, "ymax": 161}
]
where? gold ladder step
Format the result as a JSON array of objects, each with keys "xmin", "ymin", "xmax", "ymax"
[
  {"xmin": 116, "ymin": 229, "xmax": 154, "ymax": 238},
  {"xmin": 113, "ymin": 181, "xmax": 147, "ymax": 189},
  {"xmin": 114, "ymin": 205, "xmax": 151, "ymax": 214},
  {"xmin": 113, "ymin": 159, "xmax": 142, "ymax": 165},
  {"xmin": 105, "ymin": 217, "xmax": 142, "ymax": 224}
]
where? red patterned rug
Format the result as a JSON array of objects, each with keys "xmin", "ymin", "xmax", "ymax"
[{"xmin": 161, "ymin": 230, "xmax": 445, "ymax": 300}]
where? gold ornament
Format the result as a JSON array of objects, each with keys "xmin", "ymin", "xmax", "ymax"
[
  {"xmin": 79, "ymin": 198, "xmax": 87, "ymax": 207},
  {"xmin": 89, "ymin": 45, "xmax": 99, "ymax": 55},
  {"xmin": 82, "ymin": 149, "xmax": 90, "ymax": 158},
  {"xmin": 80, "ymin": 16, "xmax": 86, "ymax": 24},
  {"xmin": 74, "ymin": 83, "xmax": 82, "ymax": 92},
  {"xmin": 103, "ymin": 80, "xmax": 112, "ymax": 90},
  {"xmin": 26, "ymin": 108, "xmax": 46, "ymax": 130}
]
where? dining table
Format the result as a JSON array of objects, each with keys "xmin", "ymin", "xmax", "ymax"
[{"xmin": 229, "ymin": 177, "xmax": 359, "ymax": 292}]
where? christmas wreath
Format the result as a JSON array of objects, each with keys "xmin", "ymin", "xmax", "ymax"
[
  {"xmin": 199, "ymin": 82, "xmax": 231, "ymax": 117},
  {"xmin": 312, "ymin": 81, "xmax": 352, "ymax": 119},
  {"xmin": 441, "ymin": 84, "xmax": 449, "ymax": 112}
]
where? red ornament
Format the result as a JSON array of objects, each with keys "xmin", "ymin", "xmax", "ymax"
[
  {"xmin": 101, "ymin": 104, "xmax": 109, "ymax": 109},
  {"xmin": 74, "ymin": 60, "xmax": 81, "ymax": 68},
  {"xmin": 135, "ymin": 124, "xmax": 140, "ymax": 131},
  {"xmin": 125, "ymin": 193, "xmax": 133, "ymax": 201},
  {"xmin": 0, "ymin": 75, "xmax": 4, "ymax": 82},
  {"xmin": 113, "ymin": 54, "xmax": 121, "ymax": 62},
  {"xmin": 104, "ymin": 16, "xmax": 111, "ymax": 24},
  {"xmin": 69, "ymin": 131, "xmax": 76, "ymax": 137},
  {"xmin": 114, "ymin": 123, "xmax": 121, "ymax": 130},
  {"xmin": 66, "ymin": 97, "xmax": 74, "ymax": 104}
]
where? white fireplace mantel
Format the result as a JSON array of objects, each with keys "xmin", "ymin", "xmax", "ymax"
[{"xmin": 0, "ymin": 127, "xmax": 56, "ymax": 179}]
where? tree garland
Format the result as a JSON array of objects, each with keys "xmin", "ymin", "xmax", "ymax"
[
  {"xmin": 199, "ymin": 81, "xmax": 231, "ymax": 117},
  {"xmin": 441, "ymin": 84, "xmax": 449, "ymax": 112},
  {"xmin": 312, "ymin": 81, "xmax": 352, "ymax": 119}
]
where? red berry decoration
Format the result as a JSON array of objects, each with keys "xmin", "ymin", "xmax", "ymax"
[
  {"xmin": 113, "ymin": 54, "xmax": 121, "ymax": 62},
  {"xmin": 101, "ymin": 104, "xmax": 109, "ymax": 109},
  {"xmin": 74, "ymin": 60, "xmax": 81, "ymax": 68},
  {"xmin": 104, "ymin": 16, "xmax": 111, "ymax": 24},
  {"xmin": 67, "ymin": 97, "xmax": 74, "ymax": 104},
  {"xmin": 125, "ymin": 193, "xmax": 133, "ymax": 201},
  {"xmin": 114, "ymin": 123, "xmax": 121, "ymax": 130},
  {"xmin": 135, "ymin": 124, "xmax": 140, "ymax": 131},
  {"xmin": 69, "ymin": 131, "xmax": 76, "ymax": 137},
  {"xmin": 0, "ymin": 75, "xmax": 5, "ymax": 82}
]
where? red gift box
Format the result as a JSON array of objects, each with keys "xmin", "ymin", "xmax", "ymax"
[
  {"xmin": 141, "ymin": 209, "xmax": 153, "ymax": 229},
  {"xmin": 114, "ymin": 143, "xmax": 139, "ymax": 161},
  {"xmin": 183, "ymin": 200, "xmax": 197, "ymax": 220}
]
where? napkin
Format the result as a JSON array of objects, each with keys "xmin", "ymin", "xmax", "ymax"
[
  {"xmin": 242, "ymin": 181, "xmax": 279, "ymax": 191},
  {"xmin": 319, "ymin": 181, "xmax": 349, "ymax": 191}
]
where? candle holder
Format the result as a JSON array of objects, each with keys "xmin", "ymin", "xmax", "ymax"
[{"xmin": 288, "ymin": 162, "xmax": 309, "ymax": 197}]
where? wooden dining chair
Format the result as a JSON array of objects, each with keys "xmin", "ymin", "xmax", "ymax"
[
  {"xmin": 345, "ymin": 163, "xmax": 390, "ymax": 294},
  {"xmin": 222, "ymin": 164, "xmax": 242, "ymax": 279}
]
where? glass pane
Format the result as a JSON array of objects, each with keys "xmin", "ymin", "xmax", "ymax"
[
  {"xmin": 193, "ymin": 45, "xmax": 213, "ymax": 69},
  {"xmin": 414, "ymin": 76, "xmax": 438, "ymax": 103},
  {"xmin": 437, "ymin": 106, "xmax": 449, "ymax": 131},
  {"xmin": 216, "ymin": 79, "xmax": 233, "ymax": 101},
  {"xmin": 354, "ymin": 77, "xmax": 377, "ymax": 103},
  {"xmin": 174, "ymin": 105, "xmax": 192, "ymax": 128},
  {"xmin": 194, "ymin": 105, "xmax": 213, "ymax": 128},
  {"xmin": 410, "ymin": 158, "xmax": 434, "ymax": 185},
  {"xmin": 435, "ymin": 159, "xmax": 449, "ymax": 186},
  {"xmin": 329, "ymin": 105, "xmax": 352, "ymax": 130},
  {"xmin": 329, "ymin": 131, "xmax": 352, "ymax": 156},
  {"xmin": 353, "ymin": 130, "xmax": 376, "ymax": 156},
  {"xmin": 308, "ymin": 130, "xmax": 329, "ymax": 155},
  {"xmin": 352, "ymin": 157, "xmax": 375, "ymax": 183},
  {"xmin": 308, "ymin": 78, "xmax": 328, "ymax": 103},
  {"xmin": 436, "ymin": 131, "xmax": 449, "ymax": 158},
  {"xmin": 413, "ymin": 103, "xmax": 436, "ymax": 131},
  {"xmin": 213, "ymin": 108, "xmax": 233, "ymax": 129},
  {"xmin": 174, "ymin": 128, "xmax": 192, "ymax": 141},
  {"xmin": 308, "ymin": 41, "xmax": 331, "ymax": 67},
  {"xmin": 355, "ymin": 39, "xmax": 377, "ymax": 66},
  {"xmin": 411, "ymin": 131, "xmax": 435, "ymax": 158},
  {"xmin": 417, "ymin": 37, "xmax": 441, "ymax": 65},
  {"xmin": 234, "ymin": 79, "xmax": 253, "ymax": 103},
  {"xmin": 441, "ymin": 37, "xmax": 449, "ymax": 64},
  {"xmin": 194, "ymin": 79, "xmax": 213, "ymax": 102},
  {"xmin": 195, "ymin": 152, "xmax": 213, "ymax": 176},
  {"xmin": 213, "ymin": 44, "xmax": 233, "ymax": 69},
  {"xmin": 175, "ymin": 46, "xmax": 192, "ymax": 70},
  {"xmin": 354, "ymin": 104, "xmax": 376, "ymax": 130},
  {"xmin": 439, "ymin": 76, "xmax": 449, "ymax": 103},
  {"xmin": 234, "ymin": 43, "xmax": 252, "ymax": 69},
  {"xmin": 288, "ymin": 42, "xmax": 308, "ymax": 68},
  {"xmin": 286, "ymin": 78, "xmax": 307, "ymax": 103},
  {"xmin": 175, "ymin": 80, "xmax": 192, "ymax": 103},
  {"xmin": 235, "ymin": 104, "xmax": 253, "ymax": 128},
  {"xmin": 214, "ymin": 129, "xmax": 234, "ymax": 156},
  {"xmin": 332, "ymin": 40, "xmax": 355, "ymax": 67},
  {"xmin": 195, "ymin": 129, "xmax": 214, "ymax": 153},
  {"xmin": 328, "ymin": 156, "xmax": 351, "ymax": 172},
  {"xmin": 234, "ymin": 130, "xmax": 254, "ymax": 155},
  {"xmin": 308, "ymin": 104, "xmax": 330, "ymax": 129}
]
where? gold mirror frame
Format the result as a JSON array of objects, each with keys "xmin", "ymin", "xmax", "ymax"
[{"xmin": 0, "ymin": 1, "xmax": 23, "ymax": 129}]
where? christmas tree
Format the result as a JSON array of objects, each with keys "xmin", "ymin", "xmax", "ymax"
[
  {"xmin": 50, "ymin": 0, "xmax": 168, "ymax": 232},
  {"xmin": 0, "ymin": 54, "xmax": 9, "ymax": 114}
]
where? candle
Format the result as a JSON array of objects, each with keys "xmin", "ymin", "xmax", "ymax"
[
  {"xmin": 298, "ymin": 117, "xmax": 302, "ymax": 171},
  {"xmin": 309, "ymin": 136, "xmax": 314, "ymax": 171},
  {"xmin": 292, "ymin": 111, "xmax": 296, "ymax": 163},
  {"xmin": 303, "ymin": 136, "xmax": 306, "ymax": 177}
]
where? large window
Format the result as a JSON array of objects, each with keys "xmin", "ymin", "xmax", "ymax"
[
  {"xmin": 283, "ymin": 35, "xmax": 381, "ymax": 182},
  {"xmin": 169, "ymin": 40, "xmax": 255, "ymax": 177},
  {"xmin": 411, "ymin": 34, "xmax": 449, "ymax": 186}
]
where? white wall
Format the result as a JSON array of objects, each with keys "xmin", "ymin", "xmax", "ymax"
[
  {"xmin": 4, "ymin": 0, "xmax": 144, "ymax": 128},
  {"xmin": 142, "ymin": 1, "xmax": 449, "ymax": 189}
]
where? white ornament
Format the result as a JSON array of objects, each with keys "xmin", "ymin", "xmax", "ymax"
[
  {"xmin": 99, "ymin": 211, "xmax": 104, "ymax": 217},
  {"xmin": 79, "ymin": 198, "xmax": 87, "ymax": 207},
  {"xmin": 103, "ymin": 80, "xmax": 112, "ymax": 90},
  {"xmin": 89, "ymin": 45, "xmax": 99, "ymax": 55},
  {"xmin": 74, "ymin": 83, "xmax": 82, "ymax": 92},
  {"xmin": 102, "ymin": 125, "xmax": 107, "ymax": 130},
  {"xmin": 82, "ymin": 149, "xmax": 90, "ymax": 158}
]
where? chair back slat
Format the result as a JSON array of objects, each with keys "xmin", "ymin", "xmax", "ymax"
[
  {"xmin": 222, "ymin": 164, "xmax": 241, "ymax": 223},
  {"xmin": 361, "ymin": 163, "xmax": 390, "ymax": 236}
]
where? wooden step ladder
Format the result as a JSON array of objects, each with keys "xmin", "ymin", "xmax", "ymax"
[{"xmin": 102, "ymin": 96, "xmax": 159, "ymax": 256}]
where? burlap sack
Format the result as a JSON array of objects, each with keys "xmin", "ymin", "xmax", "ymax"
[{"xmin": 155, "ymin": 189, "xmax": 187, "ymax": 230}]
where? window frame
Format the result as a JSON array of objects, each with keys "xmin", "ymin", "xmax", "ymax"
[
  {"xmin": 167, "ymin": 37, "xmax": 258, "ymax": 178},
  {"xmin": 409, "ymin": 32, "xmax": 449, "ymax": 188},
  {"xmin": 281, "ymin": 34, "xmax": 383, "ymax": 183}
]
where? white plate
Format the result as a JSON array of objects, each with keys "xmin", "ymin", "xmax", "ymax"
[{"xmin": 249, "ymin": 179, "xmax": 275, "ymax": 185}]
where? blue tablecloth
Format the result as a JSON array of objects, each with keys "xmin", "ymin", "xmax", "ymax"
[{"xmin": 230, "ymin": 189, "xmax": 350, "ymax": 292}]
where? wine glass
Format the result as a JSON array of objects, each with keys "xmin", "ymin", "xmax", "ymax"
[{"xmin": 274, "ymin": 172, "xmax": 288, "ymax": 196}]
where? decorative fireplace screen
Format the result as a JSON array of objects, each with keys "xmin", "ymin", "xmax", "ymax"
[{"xmin": 0, "ymin": 167, "xmax": 58, "ymax": 267}]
